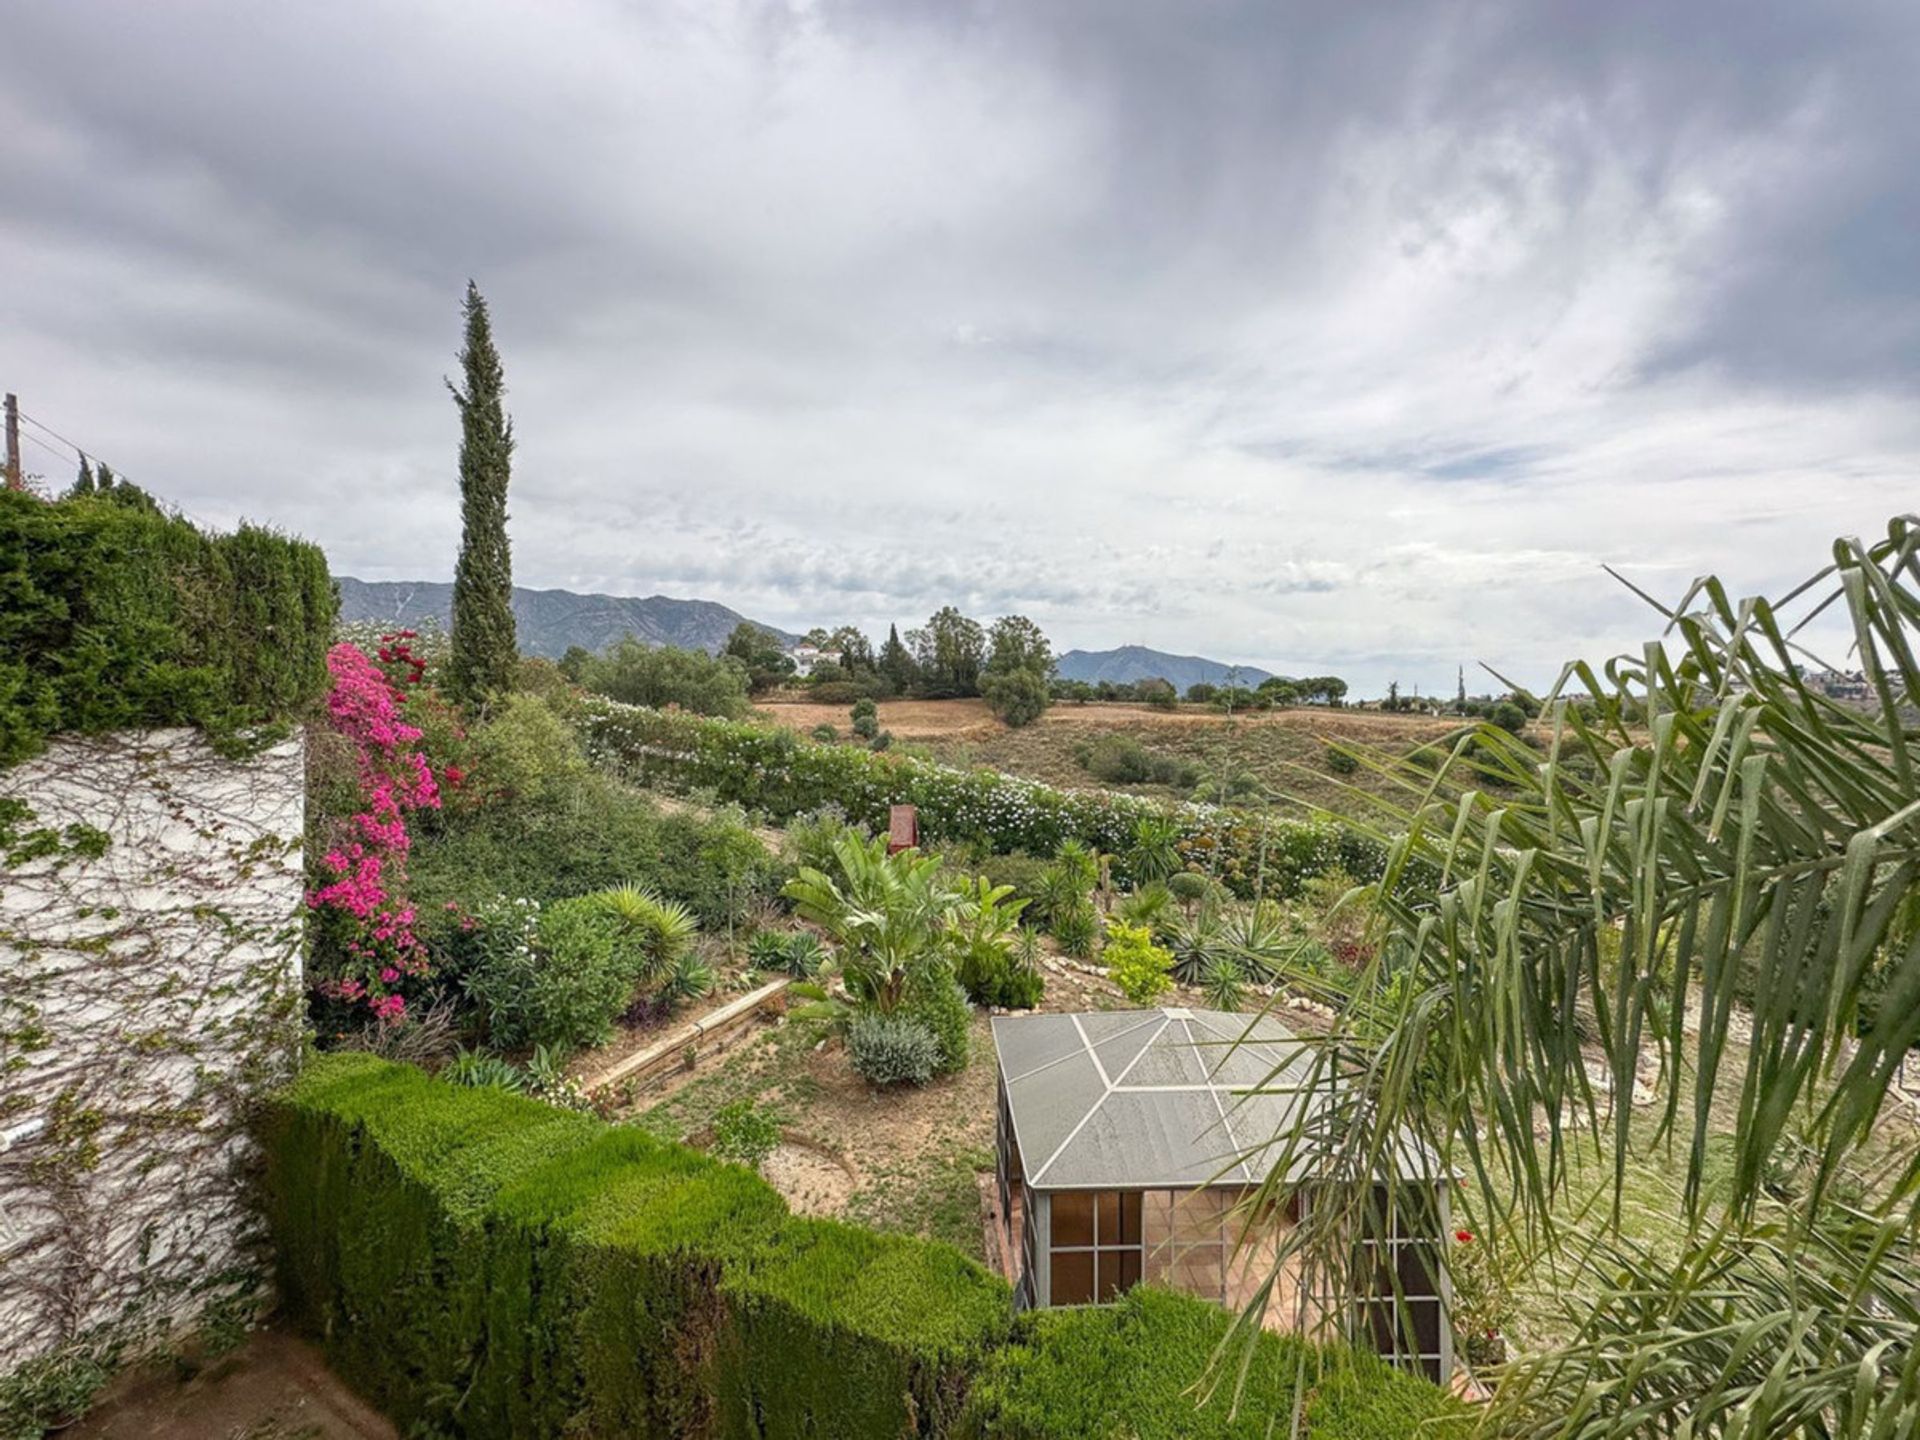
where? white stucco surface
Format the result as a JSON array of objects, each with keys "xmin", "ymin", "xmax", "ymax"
[{"xmin": 0, "ymin": 728, "xmax": 306, "ymax": 1372}]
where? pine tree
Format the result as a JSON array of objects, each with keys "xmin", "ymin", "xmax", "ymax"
[
  {"xmin": 68, "ymin": 456, "xmax": 95, "ymax": 497},
  {"xmin": 446, "ymin": 281, "xmax": 518, "ymax": 704}
]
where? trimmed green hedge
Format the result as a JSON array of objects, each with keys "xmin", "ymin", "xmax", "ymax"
[
  {"xmin": 0, "ymin": 489, "xmax": 334, "ymax": 766},
  {"xmin": 262, "ymin": 1056, "xmax": 1464, "ymax": 1438},
  {"xmin": 579, "ymin": 701, "xmax": 1389, "ymax": 897},
  {"xmin": 260, "ymin": 1053, "xmax": 1010, "ymax": 1437},
  {"xmin": 961, "ymin": 1287, "xmax": 1469, "ymax": 1439}
]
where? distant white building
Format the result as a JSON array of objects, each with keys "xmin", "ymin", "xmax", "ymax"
[{"xmin": 788, "ymin": 645, "xmax": 844, "ymax": 677}]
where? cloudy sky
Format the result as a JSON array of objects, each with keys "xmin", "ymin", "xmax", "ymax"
[{"xmin": 3, "ymin": 1, "xmax": 1915, "ymax": 694}]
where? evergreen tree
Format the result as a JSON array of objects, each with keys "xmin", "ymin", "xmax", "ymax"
[
  {"xmin": 879, "ymin": 624, "xmax": 917, "ymax": 695},
  {"xmin": 69, "ymin": 455, "xmax": 96, "ymax": 497},
  {"xmin": 446, "ymin": 281, "xmax": 518, "ymax": 704}
]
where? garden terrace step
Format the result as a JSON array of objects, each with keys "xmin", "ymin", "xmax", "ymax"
[{"xmin": 583, "ymin": 976, "xmax": 790, "ymax": 1093}]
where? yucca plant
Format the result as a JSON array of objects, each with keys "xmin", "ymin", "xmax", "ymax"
[
  {"xmin": 592, "ymin": 883, "xmax": 698, "ymax": 981},
  {"xmin": 1228, "ymin": 516, "xmax": 1920, "ymax": 1438}
]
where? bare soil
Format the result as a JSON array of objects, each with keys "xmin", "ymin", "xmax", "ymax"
[
  {"xmin": 65, "ymin": 1328, "xmax": 394, "ymax": 1440},
  {"xmin": 761, "ymin": 1135, "xmax": 859, "ymax": 1215}
]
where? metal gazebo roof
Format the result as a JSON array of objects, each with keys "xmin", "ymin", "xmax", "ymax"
[{"xmin": 992, "ymin": 1007, "xmax": 1437, "ymax": 1191}]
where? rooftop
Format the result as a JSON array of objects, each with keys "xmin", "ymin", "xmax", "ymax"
[{"xmin": 992, "ymin": 1007, "xmax": 1438, "ymax": 1191}]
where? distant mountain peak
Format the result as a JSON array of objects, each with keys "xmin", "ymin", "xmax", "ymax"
[
  {"xmin": 335, "ymin": 577, "xmax": 797, "ymax": 658},
  {"xmin": 1054, "ymin": 646, "xmax": 1275, "ymax": 690}
]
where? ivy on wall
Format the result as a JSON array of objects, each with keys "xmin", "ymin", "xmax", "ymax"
[{"xmin": 0, "ymin": 730, "xmax": 309, "ymax": 1434}]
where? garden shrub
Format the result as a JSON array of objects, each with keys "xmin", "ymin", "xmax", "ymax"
[
  {"xmin": 462, "ymin": 691, "xmax": 591, "ymax": 806},
  {"xmin": 811, "ymin": 722, "xmax": 837, "ymax": 742},
  {"xmin": 464, "ymin": 896, "xmax": 637, "ymax": 1051},
  {"xmin": 654, "ymin": 807, "xmax": 788, "ymax": 929},
  {"xmin": 1, "ymin": 490, "xmax": 333, "ymax": 767},
  {"xmin": 960, "ymin": 1286, "xmax": 1466, "ymax": 1440},
  {"xmin": 261, "ymin": 1053, "xmax": 1010, "ymax": 1438},
  {"xmin": 847, "ymin": 1013, "xmax": 943, "ymax": 1087},
  {"xmin": 574, "ymin": 636, "xmax": 751, "ymax": 717},
  {"xmin": 907, "ymin": 974, "xmax": 973, "ymax": 1074},
  {"xmin": 748, "ymin": 928, "xmax": 827, "ymax": 978},
  {"xmin": 851, "ymin": 696, "xmax": 880, "ymax": 739},
  {"xmin": 1102, "ymin": 922, "xmax": 1174, "ymax": 1004},
  {"xmin": 580, "ymin": 700, "xmax": 1384, "ymax": 898},
  {"xmin": 710, "ymin": 1097, "xmax": 783, "ymax": 1171}
]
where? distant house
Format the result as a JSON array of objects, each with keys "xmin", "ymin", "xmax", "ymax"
[
  {"xmin": 787, "ymin": 644, "xmax": 844, "ymax": 677},
  {"xmin": 990, "ymin": 1007, "xmax": 1453, "ymax": 1382}
]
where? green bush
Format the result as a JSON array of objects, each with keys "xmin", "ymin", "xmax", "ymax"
[
  {"xmin": 0, "ymin": 489, "xmax": 333, "ymax": 766},
  {"xmin": 710, "ymin": 1097, "xmax": 783, "ymax": 1170},
  {"xmin": 1326, "ymin": 744, "xmax": 1360, "ymax": 776},
  {"xmin": 961, "ymin": 1287, "xmax": 1466, "ymax": 1439},
  {"xmin": 851, "ymin": 697, "xmax": 880, "ymax": 739},
  {"xmin": 847, "ymin": 1013, "xmax": 943, "ymax": 1087},
  {"xmin": 983, "ymin": 667, "xmax": 1050, "ymax": 728},
  {"xmin": 748, "ymin": 928, "xmax": 827, "ymax": 978},
  {"xmin": 811, "ymin": 722, "xmax": 837, "ymax": 742},
  {"xmin": 576, "ymin": 636, "xmax": 751, "ymax": 718},
  {"xmin": 464, "ymin": 895, "xmax": 636, "ymax": 1052},
  {"xmin": 1102, "ymin": 922, "xmax": 1174, "ymax": 1004},
  {"xmin": 908, "ymin": 975, "xmax": 973, "ymax": 1075},
  {"xmin": 261, "ymin": 1053, "xmax": 1009, "ymax": 1438},
  {"xmin": 653, "ymin": 807, "xmax": 788, "ymax": 928}
]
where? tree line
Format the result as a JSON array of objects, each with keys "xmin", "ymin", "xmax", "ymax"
[{"xmin": 722, "ymin": 606, "xmax": 1059, "ymax": 726}]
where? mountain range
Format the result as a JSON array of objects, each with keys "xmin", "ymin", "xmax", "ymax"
[
  {"xmin": 1054, "ymin": 645, "xmax": 1275, "ymax": 691},
  {"xmin": 335, "ymin": 578, "xmax": 797, "ymax": 658},
  {"xmin": 337, "ymin": 581, "xmax": 1273, "ymax": 687}
]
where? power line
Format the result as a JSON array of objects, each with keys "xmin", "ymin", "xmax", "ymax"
[{"xmin": 7, "ymin": 399, "xmax": 220, "ymax": 530}]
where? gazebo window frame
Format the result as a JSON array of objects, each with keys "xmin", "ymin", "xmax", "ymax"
[{"xmin": 1040, "ymin": 1188, "xmax": 1145, "ymax": 1306}]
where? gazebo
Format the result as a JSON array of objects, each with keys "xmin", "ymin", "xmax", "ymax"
[{"xmin": 990, "ymin": 1006, "xmax": 1452, "ymax": 1382}]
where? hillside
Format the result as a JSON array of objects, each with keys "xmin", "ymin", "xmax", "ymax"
[
  {"xmin": 1055, "ymin": 645, "xmax": 1275, "ymax": 691},
  {"xmin": 337, "ymin": 578, "xmax": 798, "ymax": 657}
]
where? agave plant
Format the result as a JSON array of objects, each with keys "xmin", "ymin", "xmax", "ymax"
[
  {"xmin": 1164, "ymin": 905, "xmax": 1230, "ymax": 985},
  {"xmin": 1217, "ymin": 899, "xmax": 1291, "ymax": 984},
  {"xmin": 658, "ymin": 949, "xmax": 715, "ymax": 1007},
  {"xmin": 442, "ymin": 1046, "xmax": 527, "ymax": 1092},
  {"xmin": 1231, "ymin": 516, "xmax": 1920, "ymax": 1438},
  {"xmin": 1200, "ymin": 955, "xmax": 1245, "ymax": 1013}
]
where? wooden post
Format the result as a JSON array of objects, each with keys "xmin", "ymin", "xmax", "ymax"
[{"xmin": 3, "ymin": 394, "xmax": 19, "ymax": 491}]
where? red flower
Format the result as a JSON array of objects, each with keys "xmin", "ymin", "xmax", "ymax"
[
  {"xmin": 1454, "ymin": 1229, "xmax": 1475, "ymax": 1243},
  {"xmin": 444, "ymin": 764, "xmax": 465, "ymax": 786}
]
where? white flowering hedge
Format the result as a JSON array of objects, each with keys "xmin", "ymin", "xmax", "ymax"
[{"xmin": 578, "ymin": 700, "xmax": 1387, "ymax": 897}]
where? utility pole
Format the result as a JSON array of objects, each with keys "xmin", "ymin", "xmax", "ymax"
[{"xmin": 3, "ymin": 394, "xmax": 20, "ymax": 491}]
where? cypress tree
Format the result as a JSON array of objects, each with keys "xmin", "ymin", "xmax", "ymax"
[
  {"xmin": 880, "ymin": 623, "xmax": 917, "ymax": 695},
  {"xmin": 447, "ymin": 281, "xmax": 518, "ymax": 703},
  {"xmin": 68, "ymin": 456, "xmax": 95, "ymax": 497}
]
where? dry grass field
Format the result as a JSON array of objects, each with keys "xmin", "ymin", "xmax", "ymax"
[{"xmin": 755, "ymin": 696, "xmax": 1464, "ymax": 820}]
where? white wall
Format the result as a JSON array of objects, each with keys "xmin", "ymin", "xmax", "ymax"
[{"xmin": 0, "ymin": 729, "xmax": 306, "ymax": 1373}]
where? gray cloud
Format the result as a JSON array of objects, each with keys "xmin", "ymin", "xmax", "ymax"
[{"xmin": 1, "ymin": 0, "xmax": 1915, "ymax": 694}]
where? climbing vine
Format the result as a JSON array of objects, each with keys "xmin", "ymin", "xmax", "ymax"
[{"xmin": 0, "ymin": 730, "xmax": 308, "ymax": 1432}]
